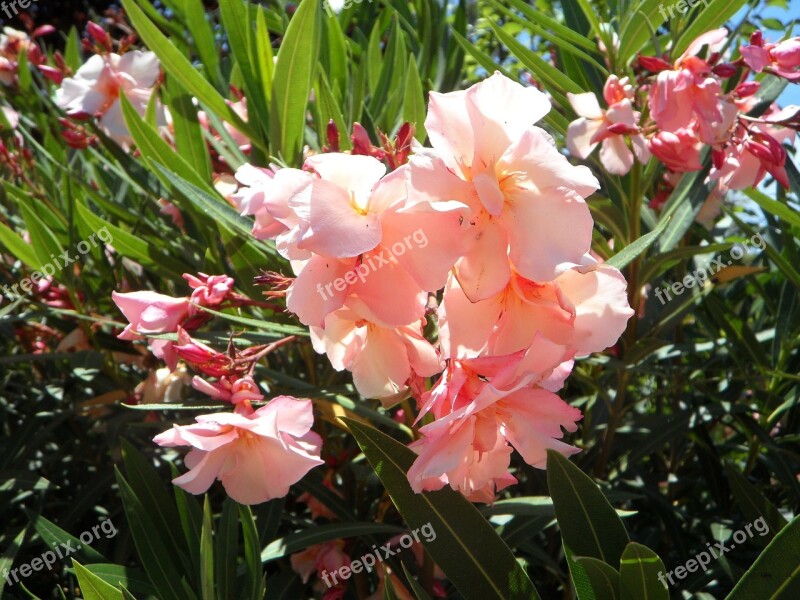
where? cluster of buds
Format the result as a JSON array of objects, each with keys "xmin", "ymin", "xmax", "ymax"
[
  {"xmin": 112, "ymin": 272, "xmax": 252, "ymax": 369},
  {"xmin": 0, "ymin": 24, "xmax": 54, "ymax": 87},
  {"xmin": 566, "ymin": 28, "xmax": 799, "ymax": 196},
  {"xmin": 58, "ymin": 118, "xmax": 98, "ymax": 150},
  {"xmin": 81, "ymin": 20, "xmax": 137, "ymax": 56},
  {"xmin": 325, "ymin": 120, "xmax": 416, "ymax": 170}
]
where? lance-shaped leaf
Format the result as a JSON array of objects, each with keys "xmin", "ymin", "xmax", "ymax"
[
  {"xmin": 342, "ymin": 418, "xmax": 540, "ymax": 600},
  {"xmin": 726, "ymin": 514, "xmax": 800, "ymax": 599},
  {"xmin": 618, "ymin": 542, "xmax": 668, "ymax": 600}
]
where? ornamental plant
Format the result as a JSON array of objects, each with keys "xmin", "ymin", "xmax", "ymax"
[{"xmin": 1, "ymin": 0, "xmax": 799, "ymax": 599}]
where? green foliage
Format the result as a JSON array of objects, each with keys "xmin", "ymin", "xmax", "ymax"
[{"xmin": 1, "ymin": 0, "xmax": 798, "ymax": 598}]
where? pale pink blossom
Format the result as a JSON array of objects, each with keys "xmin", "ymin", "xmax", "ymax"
[
  {"xmin": 648, "ymin": 129, "xmax": 704, "ymax": 172},
  {"xmin": 191, "ymin": 375, "xmax": 263, "ymax": 405},
  {"xmin": 282, "ymin": 155, "xmax": 469, "ymax": 327},
  {"xmin": 709, "ymin": 132, "xmax": 790, "ymax": 191},
  {"xmin": 741, "ymin": 32, "xmax": 800, "ymax": 82},
  {"xmin": 112, "ymin": 290, "xmax": 190, "ymax": 341},
  {"xmin": 439, "ymin": 266, "xmax": 633, "ymax": 361},
  {"xmin": 407, "ymin": 349, "xmax": 582, "ymax": 502},
  {"xmin": 567, "ymin": 75, "xmax": 649, "ymax": 175},
  {"xmin": 310, "ymin": 297, "xmax": 441, "ymax": 403},
  {"xmin": 184, "ymin": 272, "xmax": 235, "ymax": 311},
  {"xmin": 291, "ymin": 540, "xmax": 350, "ymax": 584},
  {"xmin": 648, "ymin": 29, "xmax": 728, "ymax": 144},
  {"xmin": 198, "ymin": 98, "xmax": 250, "ymax": 151},
  {"xmin": 408, "ymin": 71, "xmax": 599, "ymax": 299},
  {"xmin": 55, "ymin": 51, "xmax": 165, "ymax": 145},
  {"xmin": 154, "ymin": 397, "xmax": 323, "ymax": 504}
]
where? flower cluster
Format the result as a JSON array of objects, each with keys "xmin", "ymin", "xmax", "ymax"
[
  {"xmin": 226, "ymin": 72, "xmax": 634, "ymax": 501},
  {"xmin": 567, "ymin": 29, "xmax": 799, "ymax": 194}
]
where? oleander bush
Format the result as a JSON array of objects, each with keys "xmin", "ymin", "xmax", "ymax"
[{"xmin": 1, "ymin": 0, "xmax": 799, "ymax": 598}]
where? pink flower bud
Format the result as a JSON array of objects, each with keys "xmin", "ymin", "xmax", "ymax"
[{"xmin": 638, "ymin": 55, "xmax": 672, "ymax": 73}]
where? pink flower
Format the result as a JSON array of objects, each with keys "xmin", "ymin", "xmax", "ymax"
[
  {"xmin": 281, "ymin": 154, "xmax": 469, "ymax": 327},
  {"xmin": 407, "ymin": 350, "xmax": 582, "ymax": 502},
  {"xmin": 183, "ymin": 272, "xmax": 235, "ymax": 311},
  {"xmin": 291, "ymin": 541, "xmax": 350, "ymax": 585},
  {"xmin": 741, "ymin": 32, "xmax": 800, "ymax": 82},
  {"xmin": 55, "ymin": 51, "xmax": 165, "ymax": 145},
  {"xmin": 439, "ymin": 266, "xmax": 633, "ymax": 361},
  {"xmin": 112, "ymin": 290, "xmax": 190, "ymax": 340},
  {"xmin": 709, "ymin": 131, "xmax": 790, "ymax": 191},
  {"xmin": 154, "ymin": 397, "xmax": 323, "ymax": 504},
  {"xmin": 567, "ymin": 76, "xmax": 649, "ymax": 175},
  {"xmin": 198, "ymin": 98, "xmax": 251, "ymax": 151},
  {"xmin": 648, "ymin": 129, "xmax": 704, "ymax": 172},
  {"xmin": 191, "ymin": 375, "xmax": 264, "ymax": 405},
  {"xmin": 310, "ymin": 297, "xmax": 442, "ymax": 403},
  {"xmin": 408, "ymin": 71, "xmax": 599, "ymax": 299},
  {"xmin": 648, "ymin": 29, "xmax": 728, "ymax": 144},
  {"xmin": 229, "ymin": 163, "xmax": 312, "ymax": 244}
]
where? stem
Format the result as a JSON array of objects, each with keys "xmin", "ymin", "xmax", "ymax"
[{"xmin": 595, "ymin": 160, "xmax": 643, "ymax": 477}]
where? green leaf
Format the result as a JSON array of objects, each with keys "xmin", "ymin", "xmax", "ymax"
[
  {"xmin": 214, "ymin": 499, "xmax": 238, "ymax": 600},
  {"xmin": 119, "ymin": 92, "xmax": 211, "ymax": 193},
  {"xmin": 200, "ymin": 497, "xmax": 215, "ymax": 600},
  {"xmin": 343, "ymin": 418, "xmax": 540, "ymax": 600},
  {"xmin": 574, "ymin": 556, "xmax": 620, "ymax": 600},
  {"xmin": 114, "ymin": 468, "xmax": 188, "ymax": 600},
  {"xmin": 743, "ymin": 188, "xmax": 800, "ymax": 230},
  {"xmin": 270, "ymin": 0, "xmax": 321, "ymax": 163},
  {"xmin": 24, "ymin": 510, "xmax": 108, "ymax": 565},
  {"xmin": 239, "ymin": 505, "xmax": 267, "ymax": 600},
  {"xmin": 618, "ymin": 542, "xmax": 668, "ymax": 600},
  {"xmin": 219, "ymin": 0, "xmax": 269, "ymax": 140},
  {"xmin": 401, "ymin": 562, "xmax": 434, "ymax": 600},
  {"xmin": 547, "ymin": 450, "xmax": 630, "ymax": 566},
  {"xmin": 120, "ymin": 0, "xmax": 257, "ymax": 142},
  {"xmin": 73, "ymin": 560, "xmax": 123, "ymax": 600},
  {"xmin": 18, "ymin": 202, "xmax": 66, "ymax": 274},
  {"xmin": 0, "ymin": 528, "xmax": 27, "ymax": 597},
  {"xmin": 180, "ymin": 0, "xmax": 224, "ymax": 90},
  {"xmin": 619, "ymin": 0, "xmax": 667, "ymax": 65},
  {"xmin": 261, "ymin": 522, "xmax": 406, "ymax": 562},
  {"xmin": 403, "ymin": 56, "xmax": 427, "ymax": 142},
  {"xmin": 488, "ymin": 20, "xmax": 580, "ymax": 107},
  {"xmin": 725, "ymin": 465, "xmax": 788, "ymax": 543},
  {"xmin": 150, "ymin": 163, "xmax": 273, "ymax": 258},
  {"xmin": 606, "ymin": 216, "xmax": 671, "ymax": 269},
  {"xmin": 81, "ymin": 564, "xmax": 156, "ymax": 596},
  {"xmin": 164, "ymin": 77, "xmax": 213, "ymax": 182},
  {"xmin": 0, "ymin": 220, "xmax": 39, "ymax": 269},
  {"xmin": 673, "ymin": 0, "xmax": 748, "ymax": 58},
  {"xmin": 74, "ymin": 202, "xmax": 190, "ymax": 278},
  {"xmin": 726, "ymin": 514, "xmax": 800, "ymax": 599}
]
